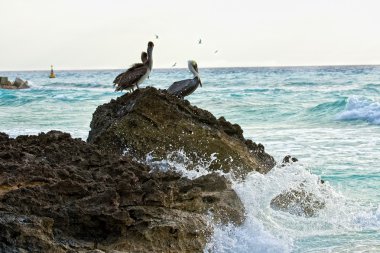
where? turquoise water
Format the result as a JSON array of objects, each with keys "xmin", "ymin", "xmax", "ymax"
[{"xmin": 1, "ymin": 66, "xmax": 380, "ymax": 252}]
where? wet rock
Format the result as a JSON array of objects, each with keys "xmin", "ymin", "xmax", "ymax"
[
  {"xmin": 270, "ymin": 185, "xmax": 325, "ymax": 217},
  {"xmin": 281, "ymin": 155, "xmax": 298, "ymax": 166},
  {"xmin": 0, "ymin": 77, "xmax": 29, "ymax": 89},
  {"xmin": 0, "ymin": 212, "xmax": 64, "ymax": 253},
  {"xmin": 0, "ymin": 131, "xmax": 244, "ymax": 252},
  {"xmin": 87, "ymin": 87, "xmax": 275, "ymax": 176},
  {"xmin": 13, "ymin": 78, "xmax": 29, "ymax": 88}
]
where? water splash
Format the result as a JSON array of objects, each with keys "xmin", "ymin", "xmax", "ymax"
[
  {"xmin": 145, "ymin": 149, "xmax": 225, "ymax": 180},
  {"xmin": 147, "ymin": 151, "xmax": 380, "ymax": 252}
]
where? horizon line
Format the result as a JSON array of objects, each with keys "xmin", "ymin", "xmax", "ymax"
[{"xmin": 1, "ymin": 63, "xmax": 380, "ymax": 72}]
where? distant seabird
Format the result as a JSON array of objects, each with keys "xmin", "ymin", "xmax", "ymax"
[
  {"xmin": 113, "ymin": 51, "xmax": 148, "ymax": 86},
  {"xmin": 198, "ymin": 39, "xmax": 202, "ymax": 44},
  {"xmin": 155, "ymin": 34, "xmax": 159, "ymax": 39},
  {"xmin": 167, "ymin": 60, "xmax": 202, "ymax": 98},
  {"xmin": 214, "ymin": 50, "xmax": 218, "ymax": 54},
  {"xmin": 172, "ymin": 62, "xmax": 177, "ymax": 67},
  {"xmin": 114, "ymin": 41, "xmax": 154, "ymax": 92}
]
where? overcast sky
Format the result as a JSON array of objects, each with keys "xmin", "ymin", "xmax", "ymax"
[{"xmin": 1, "ymin": 0, "xmax": 380, "ymax": 70}]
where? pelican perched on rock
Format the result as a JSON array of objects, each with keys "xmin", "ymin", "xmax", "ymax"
[
  {"xmin": 167, "ymin": 60, "xmax": 202, "ymax": 98},
  {"xmin": 114, "ymin": 41, "xmax": 154, "ymax": 92},
  {"xmin": 113, "ymin": 51, "xmax": 148, "ymax": 86}
]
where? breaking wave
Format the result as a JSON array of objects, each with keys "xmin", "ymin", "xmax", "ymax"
[{"xmin": 336, "ymin": 96, "xmax": 380, "ymax": 125}]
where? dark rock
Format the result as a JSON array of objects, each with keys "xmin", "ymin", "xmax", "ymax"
[
  {"xmin": 281, "ymin": 155, "xmax": 298, "ymax": 166},
  {"xmin": 0, "ymin": 77, "xmax": 8, "ymax": 85},
  {"xmin": 0, "ymin": 131, "xmax": 244, "ymax": 252},
  {"xmin": 13, "ymin": 78, "xmax": 29, "ymax": 89},
  {"xmin": 270, "ymin": 185, "xmax": 325, "ymax": 217},
  {"xmin": 0, "ymin": 77, "xmax": 30, "ymax": 90},
  {"xmin": 87, "ymin": 87, "xmax": 275, "ymax": 176}
]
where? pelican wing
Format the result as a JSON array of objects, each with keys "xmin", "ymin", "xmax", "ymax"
[
  {"xmin": 113, "ymin": 72, "xmax": 124, "ymax": 85},
  {"xmin": 115, "ymin": 66, "xmax": 148, "ymax": 91},
  {"xmin": 113, "ymin": 63, "xmax": 146, "ymax": 85},
  {"xmin": 167, "ymin": 77, "xmax": 200, "ymax": 98}
]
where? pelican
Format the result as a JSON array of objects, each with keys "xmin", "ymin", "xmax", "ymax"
[
  {"xmin": 114, "ymin": 41, "xmax": 154, "ymax": 92},
  {"xmin": 167, "ymin": 60, "xmax": 202, "ymax": 98},
  {"xmin": 113, "ymin": 51, "xmax": 147, "ymax": 86}
]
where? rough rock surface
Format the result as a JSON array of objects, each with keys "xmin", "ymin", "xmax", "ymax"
[
  {"xmin": 88, "ymin": 87, "xmax": 275, "ymax": 176},
  {"xmin": 0, "ymin": 77, "xmax": 29, "ymax": 89},
  {"xmin": 0, "ymin": 131, "xmax": 244, "ymax": 253},
  {"xmin": 270, "ymin": 184, "xmax": 326, "ymax": 217}
]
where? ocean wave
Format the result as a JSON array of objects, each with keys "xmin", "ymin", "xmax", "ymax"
[
  {"xmin": 284, "ymin": 81, "xmax": 319, "ymax": 87},
  {"xmin": 309, "ymin": 99, "xmax": 347, "ymax": 114},
  {"xmin": 336, "ymin": 97, "xmax": 380, "ymax": 125},
  {"xmin": 150, "ymin": 151, "xmax": 380, "ymax": 252},
  {"xmin": 364, "ymin": 84, "xmax": 380, "ymax": 93},
  {"xmin": 145, "ymin": 150, "xmax": 292, "ymax": 252},
  {"xmin": 44, "ymin": 82, "xmax": 111, "ymax": 89}
]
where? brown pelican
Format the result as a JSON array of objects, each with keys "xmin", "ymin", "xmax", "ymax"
[
  {"xmin": 113, "ymin": 51, "xmax": 147, "ymax": 86},
  {"xmin": 114, "ymin": 41, "xmax": 154, "ymax": 92},
  {"xmin": 167, "ymin": 60, "xmax": 202, "ymax": 98}
]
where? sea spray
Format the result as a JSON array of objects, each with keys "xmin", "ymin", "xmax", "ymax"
[
  {"xmin": 145, "ymin": 149, "xmax": 380, "ymax": 252},
  {"xmin": 145, "ymin": 149, "xmax": 226, "ymax": 180}
]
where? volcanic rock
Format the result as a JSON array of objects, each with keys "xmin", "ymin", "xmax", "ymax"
[
  {"xmin": 0, "ymin": 131, "xmax": 244, "ymax": 252},
  {"xmin": 0, "ymin": 77, "xmax": 29, "ymax": 89},
  {"xmin": 87, "ymin": 87, "xmax": 275, "ymax": 176},
  {"xmin": 281, "ymin": 155, "xmax": 298, "ymax": 166}
]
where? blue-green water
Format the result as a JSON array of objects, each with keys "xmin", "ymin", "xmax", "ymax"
[{"xmin": 1, "ymin": 66, "xmax": 380, "ymax": 252}]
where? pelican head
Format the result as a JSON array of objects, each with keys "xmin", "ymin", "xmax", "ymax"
[
  {"xmin": 188, "ymin": 60, "xmax": 202, "ymax": 87},
  {"xmin": 141, "ymin": 52, "xmax": 148, "ymax": 63}
]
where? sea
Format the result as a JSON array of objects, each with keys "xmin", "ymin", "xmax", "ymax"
[{"xmin": 1, "ymin": 66, "xmax": 380, "ymax": 252}]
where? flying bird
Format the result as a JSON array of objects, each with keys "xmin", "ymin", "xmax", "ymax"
[
  {"xmin": 167, "ymin": 60, "xmax": 202, "ymax": 98},
  {"xmin": 113, "ymin": 52, "xmax": 148, "ymax": 86},
  {"xmin": 172, "ymin": 62, "xmax": 177, "ymax": 67},
  {"xmin": 114, "ymin": 41, "xmax": 154, "ymax": 92},
  {"xmin": 198, "ymin": 39, "xmax": 202, "ymax": 44},
  {"xmin": 214, "ymin": 50, "xmax": 219, "ymax": 54},
  {"xmin": 155, "ymin": 34, "xmax": 159, "ymax": 39}
]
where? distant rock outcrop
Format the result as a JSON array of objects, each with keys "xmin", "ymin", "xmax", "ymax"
[
  {"xmin": 0, "ymin": 77, "xmax": 30, "ymax": 89},
  {"xmin": 88, "ymin": 87, "xmax": 275, "ymax": 177},
  {"xmin": 0, "ymin": 131, "xmax": 244, "ymax": 252}
]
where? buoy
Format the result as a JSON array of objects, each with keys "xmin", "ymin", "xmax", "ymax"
[{"xmin": 49, "ymin": 65, "xmax": 56, "ymax": 78}]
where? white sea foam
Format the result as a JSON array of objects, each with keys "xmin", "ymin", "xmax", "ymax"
[
  {"xmin": 146, "ymin": 151, "xmax": 380, "ymax": 252},
  {"xmin": 336, "ymin": 96, "xmax": 380, "ymax": 124},
  {"xmin": 145, "ymin": 149, "xmax": 226, "ymax": 180}
]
